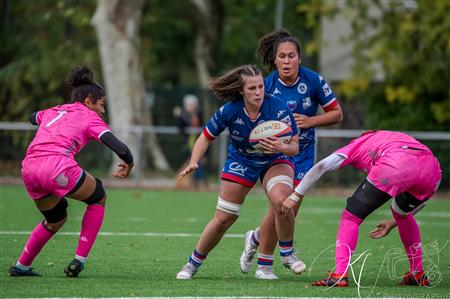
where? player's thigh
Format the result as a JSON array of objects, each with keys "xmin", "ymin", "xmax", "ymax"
[
  {"xmin": 218, "ymin": 179, "xmax": 251, "ymax": 205},
  {"xmin": 34, "ymin": 194, "xmax": 63, "ymax": 212},
  {"xmin": 67, "ymin": 171, "xmax": 103, "ymax": 202}
]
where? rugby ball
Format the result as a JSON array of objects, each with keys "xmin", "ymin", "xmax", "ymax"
[{"xmin": 249, "ymin": 120, "xmax": 292, "ymax": 151}]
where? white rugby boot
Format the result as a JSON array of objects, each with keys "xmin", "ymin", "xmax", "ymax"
[
  {"xmin": 176, "ymin": 262, "xmax": 198, "ymax": 280},
  {"xmin": 240, "ymin": 230, "xmax": 258, "ymax": 273},
  {"xmin": 281, "ymin": 251, "xmax": 306, "ymax": 275},
  {"xmin": 255, "ymin": 265, "xmax": 278, "ymax": 280}
]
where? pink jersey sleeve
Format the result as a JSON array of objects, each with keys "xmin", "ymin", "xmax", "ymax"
[
  {"xmin": 86, "ymin": 112, "xmax": 111, "ymax": 141},
  {"xmin": 334, "ymin": 141, "xmax": 358, "ymax": 168}
]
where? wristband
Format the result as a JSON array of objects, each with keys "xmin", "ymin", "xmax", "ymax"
[{"xmin": 288, "ymin": 193, "xmax": 301, "ymax": 202}]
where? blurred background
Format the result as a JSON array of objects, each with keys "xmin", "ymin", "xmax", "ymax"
[{"xmin": 1, "ymin": 0, "xmax": 449, "ymax": 192}]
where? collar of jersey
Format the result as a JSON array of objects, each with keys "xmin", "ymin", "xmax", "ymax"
[
  {"xmin": 277, "ymin": 75, "xmax": 300, "ymax": 87},
  {"xmin": 243, "ymin": 107, "xmax": 260, "ymax": 122}
]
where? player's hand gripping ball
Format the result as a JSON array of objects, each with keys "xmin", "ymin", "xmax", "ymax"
[{"xmin": 249, "ymin": 120, "xmax": 292, "ymax": 152}]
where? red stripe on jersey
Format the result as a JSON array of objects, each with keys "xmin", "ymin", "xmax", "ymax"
[
  {"xmin": 322, "ymin": 99, "xmax": 338, "ymax": 112},
  {"xmin": 203, "ymin": 128, "xmax": 216, "ymax": 140}
]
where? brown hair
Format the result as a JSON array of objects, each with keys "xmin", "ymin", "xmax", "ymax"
[
  {"xmin": 208, "ymin": 65, "xmax": 262, "ymax": 101},
  {"xmin": 257, "ymin": 29, "xmax": 302, "ymax": 71}
]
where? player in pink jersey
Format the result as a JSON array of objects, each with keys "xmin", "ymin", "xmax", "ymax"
[
  {"xmin": 282, "ymin": 130, "xmax": 442, "ymax": 287},
  {"xmin": 9, "ymin": 66, "xmax": 134, "ymax": 278}
]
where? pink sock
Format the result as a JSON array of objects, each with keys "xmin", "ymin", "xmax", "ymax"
[
  {"xmin": 392, "ymin": 208, "xmax": 423, "ymax": 273},
  {"xmin": 335, "ymin": 209, "xmax": 363, "ymax": 275},
  {"xmin": 18, "ymin": 222, "xmax": 55, "ymax": 266},
  {"xmin": 75, "ymin": 205, "xmax": 105, "ymax": 260}
]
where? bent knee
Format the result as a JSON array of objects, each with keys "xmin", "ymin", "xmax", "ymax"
[
  {"xmin": 44, "ymin": 217, "xmax": 67, "ymax": 233},
  {"xmin": 213, "ymin": 214, "xmax": 237, "ymax": 232},
  {"xmin": 84, "ymin": 178, "xmax": 106, "ymax": 206}
]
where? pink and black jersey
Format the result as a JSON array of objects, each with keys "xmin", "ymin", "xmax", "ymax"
[
  {"xmin": 26, "ymin": 102, "xmax": 111, "ymax": 159},
  {"xmin": 335, "ymin": 130, "xmax": 431, "ymax": 173}
]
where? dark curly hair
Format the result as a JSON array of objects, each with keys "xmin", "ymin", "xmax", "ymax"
[{"xmin": 66, "ymin": 65, "xmax": 105, "ymax": 103}]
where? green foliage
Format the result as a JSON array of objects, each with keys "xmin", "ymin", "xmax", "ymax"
[
  {"xmin": 340, "ymin": 0, "xmax": 450, "ymax": 130},
  {"xmin": 0, "ymin": 0, "xmax": 100, "ymax": 121}
]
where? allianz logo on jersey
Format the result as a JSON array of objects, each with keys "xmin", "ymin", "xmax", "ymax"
[{"xmin": 234, "ymin": 118, "xmax": 245, "ymax": 125}]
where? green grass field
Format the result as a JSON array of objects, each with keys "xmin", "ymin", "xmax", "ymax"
[{"xmin": 1, "ymin": 185, "xmax": 449, "ymax": 298}]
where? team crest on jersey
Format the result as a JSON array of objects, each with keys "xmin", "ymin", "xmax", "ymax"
[
  {"xmin": 228, "ymin": 162, "xmax": 247, "ymax": 176},
  {"xmin": 286, "ymin": 100, "xmax": 297, "ymax": 111},
  {"xmin": 276, "ymin": 110, "xmax": 286, "ymax": 118},
  {"xmin": 302, "ymin": 97, "xmax": 312, "ymax": 109},
  {"xmin": 273, "ymin": 88, "xmax": 281, "ymax": 95},
  {"xmin": 55, "ymin": 173, "xmax": 68, "ymax": 187},
  {"xmin": 322, "ymin": 83, "xmax": 332, "ymax": 97},
  {"xmin": 234, "ymin": 118, "xmax": 244, "ymax": 125},
  {"xmin": 297, "ymin": 83, "xmax": 308, "ymax": 94}
]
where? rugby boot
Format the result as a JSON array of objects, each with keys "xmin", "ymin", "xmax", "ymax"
[
  {"xmin": 255, "ymin": 265, "xmax": 278, "ymax": 280},
  {"xmin": 64, "ymin": 259, "xmax": 84, "ymax": 278},
  {"xmin": 8, "ymin": 265, "xmax": 41, "ymax": 277},
  {"xmin": 240, "ymin": 230, "xmax": 257, "ymax": 273},
  {"xmin": 400, "ymin": 270, "xmax": 430, "ymax": 286},
  {"xmin": 176, "ymin": 262, "xmax": 198, "ymax": 280},
  {"xmin": 312, "ymin": 272, "xmax": 349, "ymax": 287},
  {"xmin": 281, "ymin": 251, "xmax": 306, "ymax": 275}
]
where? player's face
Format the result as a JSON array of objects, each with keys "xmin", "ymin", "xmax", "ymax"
[
  {"xmin": 85, "ymin": 97, "xmax": 106, "ymax": 117},
  {"xmin": 241, "ymin": 75, "xmax": 264, "ymax": 109},
  {"xmin": 275, "ymin": 41, "xmax": 300, "ymax": 83}
]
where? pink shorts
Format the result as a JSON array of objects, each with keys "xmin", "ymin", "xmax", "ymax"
[
  {"xmin": 22, "ymin": 155, "xmax": 84, "ymax": 200},
  {"xmin": 368, "ymin": 149, "xmax": 442, "ymax": 200}
]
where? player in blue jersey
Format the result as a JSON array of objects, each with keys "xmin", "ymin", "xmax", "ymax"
[
  {"xmin": 240, "ymin": 29, "xmax": 343, "ymax": 277},
  {"xmin": 176, "ymin": 65, "xmax": 301, "ymax": 280}
]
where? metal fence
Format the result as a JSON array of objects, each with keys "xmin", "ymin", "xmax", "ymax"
[{"xmin": 1, "ymin": 122, "xmax": 449, "ymax": 189}]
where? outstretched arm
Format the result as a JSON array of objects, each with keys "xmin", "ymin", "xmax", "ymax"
[
  {"xmin": 179, "ymin": 133, "xmax": 211, "ymax": 179},
  {"xmin": 282, "ymin": 153, "xmax": 346, "ymax": 217},
  {"xmin": 100, "ymin": 132, "xmax": 134, "ymax": 178},
  {"xmin": 369, "ymin": 203, "xmax": 426, "ymax": 239}
]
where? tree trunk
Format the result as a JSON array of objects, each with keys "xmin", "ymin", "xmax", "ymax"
[
  {"xmin": 190, "ymin": 0, "xmax": 222, "ymax": 119},
  {"xmin": 92, "ymin": 0, "xmax": 170, "ymax": 174}
]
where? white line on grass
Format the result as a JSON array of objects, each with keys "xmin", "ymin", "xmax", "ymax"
[{"xmin": 10, "ymin": 297, "xmax": 406, "ymax": 299}]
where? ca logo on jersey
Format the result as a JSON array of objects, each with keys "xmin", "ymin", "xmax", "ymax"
[
  {"xmin": 228, "ymin": 162, "xmax": 247, "ymax": 176},
  {"xmin": 297, "ymin": 83, "xmax": 308, "ymax": 94},
  {"xmin": 287, "ymin": 100, "xmax": 297, "ymax": 111}
]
